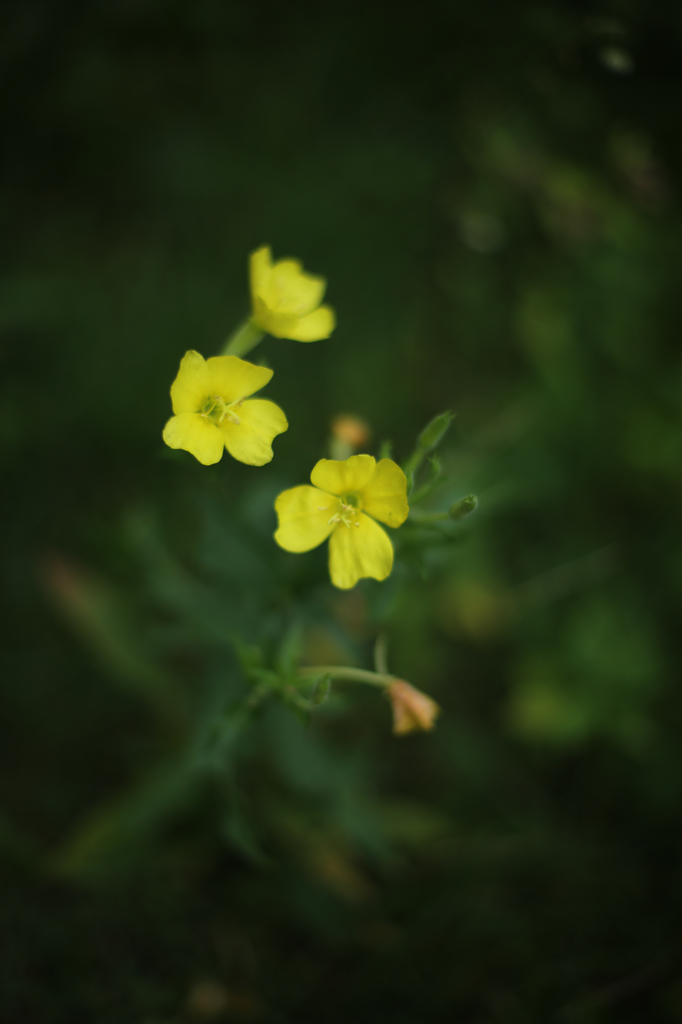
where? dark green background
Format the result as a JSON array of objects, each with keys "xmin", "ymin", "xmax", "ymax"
[{"xmin": 3, "ymin": 1, "xmax": 682, "ymax": 1020}]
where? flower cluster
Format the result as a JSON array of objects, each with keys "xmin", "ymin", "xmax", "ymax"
[{"xmin": 162, "ymin": 246, "xmax": 445, "ymax": 735}]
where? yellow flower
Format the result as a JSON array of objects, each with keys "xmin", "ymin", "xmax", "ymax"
[
  {"xmin": 250, "ymin": 246, "xmax": 336, "ymax": 342},
  {"xmin": 274, "ymin": 455, "xmax": 408, "ymax": 589},
  {"xmin": 387, "ymin": 680, "xmax": 441, "ymax": 735},
  {"xmin": 163, "ymin": 350, "xmax": 287, "ymax": 466}
]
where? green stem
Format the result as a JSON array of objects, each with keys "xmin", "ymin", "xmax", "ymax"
[
  {"xmin": 408, "ymin": 510, "xmax": 449, "ymax": 524},
  {"xmin": 297, "ymin": 665, "xmax": 397, "ymax": 689},
  {"xmin": 402, "ymin": 449, "xmax": 426, "ymax": 478},
  {"xmin": 221, "ymin": 318, "xmax": 266, "ymax": 358},
  {"xmin": 374, "ymin": 633, "xmax": 389, "ymax": 676},
  {"xmin": 408, "ymin": 495, "xmax": 478, "ymax": 526}
]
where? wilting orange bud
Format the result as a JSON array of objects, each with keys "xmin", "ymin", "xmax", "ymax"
[
  {"xmin": 331, "ymin": 414, "xmax": 371, "ymax": 449},
  {"xmin": 387, "ymin": 680, "xmax": 440, "ymax": 735}
]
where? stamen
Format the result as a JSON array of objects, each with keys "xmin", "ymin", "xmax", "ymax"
[
  {"xmin": 201, "ymin": 394, "xmax": 231, "ymax": 425},
  {"xmin": 327, "ymin": 496, "xmax": 361, "ymax": 530}
]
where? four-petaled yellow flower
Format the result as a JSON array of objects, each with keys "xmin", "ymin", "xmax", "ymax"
[
  {"xmin": 274, "ymin": 455, "xmax": 408, "ymax": 589},
  {"xmin": 250, "ymin": 246, "xmax": 336, "ymax": 342},
  {"xmin": 387, "ymin": 680, "xmax": 441, "ymax": 735},
  {"xmin": 163, "ymin": 350, "xmax": 288, "ymax": 466}
]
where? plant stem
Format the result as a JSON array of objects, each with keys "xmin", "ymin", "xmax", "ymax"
[
  {"xmin": 408, "ymin": 510, "xmax": 449, "ymax": 524},
  {"xmin": 221, "ymin": 318, "xmax": 265, "ymax": 358},
  {"xmin": 402, "ymin": 449, "xmax": 426, "ymax": 478},
  {"xmin": 297, "ymin": 665, "xmax": 397, "ymax": 689},
  {"xmin": 374, "ymin": 633, "xmax": 389, "ymax": 676}
]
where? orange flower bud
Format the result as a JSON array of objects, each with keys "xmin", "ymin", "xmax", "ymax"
[
  {"xmin": 331, "ymin": 414, "xmax": 371, "ymax": 449},
  {"xmin": 387, "ymin": 680, "xmax": 440, "ymax": 735}
]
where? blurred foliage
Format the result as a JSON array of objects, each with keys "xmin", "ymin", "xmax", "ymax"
[{"xmin": 3, "ymin": 0, "xmax": 682, "ymax": 1020}]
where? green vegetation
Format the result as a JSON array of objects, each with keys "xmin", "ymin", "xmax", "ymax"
[{"xmin": 2, "ymin": 1, "xmax": 682, "ymax": 1020}]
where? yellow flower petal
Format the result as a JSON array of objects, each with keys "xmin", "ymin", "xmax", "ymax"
[
  {"xmin": 256, "ymin": 258, "xmax": 300, "ymax": 311},
  {"xmin": 310, "ymin": 455, "xmax": 376, "ymax": 496},
  {"xmin": 169, "ymin": 350, "xmax": 211, "ymax": 414},
  {"xmin": 328, "ymin": 512, "xmax": 393, "ymax": 589},
  {"xmin": 284, "ymin": 305, "xmax": 336, "ymax": 342},
  {"xmin": 250, "ymin": 246, "xmax": 273, "ymax": 296},
  {"xmin": 205, "ymin": 355, "xmax": 273, "ymax": 403},
  {"xmin": 252, "ymin": 254, "xmax": 304, "ymax": 314},
  {"xmin": 274, "ymin": 485, "xmax": 336, "ymax": 552},
  {"xmin": 251, "ymin": 301, "xmax": 300, "ymax": 340},
  {"xmin": 358, "ymin": 459, "xmax": 409, "ymax": 528},
  {"xmin": 267, "ymin": 260, "xmax": 326, "ymax": 316},
  {"xmin": 163, "ymin": 413, "xmax": 224, "ymax": 465},
  {"xmin": 219, "ymin": 398, "xmax": 288, "ymax": 466}
]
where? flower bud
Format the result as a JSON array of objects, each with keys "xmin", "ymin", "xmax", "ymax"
[
  {"xmin": 387, "ymin": 680, "xmax": 440, "ymax": 735},
  {"xmin": 448, "ymin": 494, "xmax": 478, "ymax": 521},
  {"xmin": 329, "ymin": 414, "xmax": 371, "ymax": 460},
  {"xmin": 331, "ymin": 414, "xmax": 371, "ymax": 449},
  {"xmin": 417, "ymin": 412, "xmax": 453, "ymax": 454}
]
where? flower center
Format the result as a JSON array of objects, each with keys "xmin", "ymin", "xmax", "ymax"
[
  {"xmin": 200, "ymin": 395, "xmax": 243, "ymax": 426},
  {"xmin": 324, "ymin": 493, "xmax": 362, "ymax": 529}
]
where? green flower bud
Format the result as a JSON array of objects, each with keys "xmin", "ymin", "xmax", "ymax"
[
  {"xmin": 417, "ymin": 412, "xmax": 454, "ymax": 453},
  {"xmin": 448, "ymin": 494, "xmax": 478, "ymax": 521}
]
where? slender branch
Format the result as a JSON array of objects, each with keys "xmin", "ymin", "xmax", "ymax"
[
  {"xmin": 408, "ymin": 496, "xmax": 477, "ymax": 526},
  {"xmin": 402, "ymin": 448, "xmax": 426, "ymax": 478},
  {"xmin": 408, "ymin": 510, "xmax": 449, "ymax": 524},
  {"xmin": 374, "ymin": 633, "xmax": 389, "ymax": 676},
  {"xmin": 220, "ymin": 318, "xmax": 265, "ymax": 358},
  {"xmin": 297, "ymin": 665, "xmax": 397, "ymax": 689}
]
